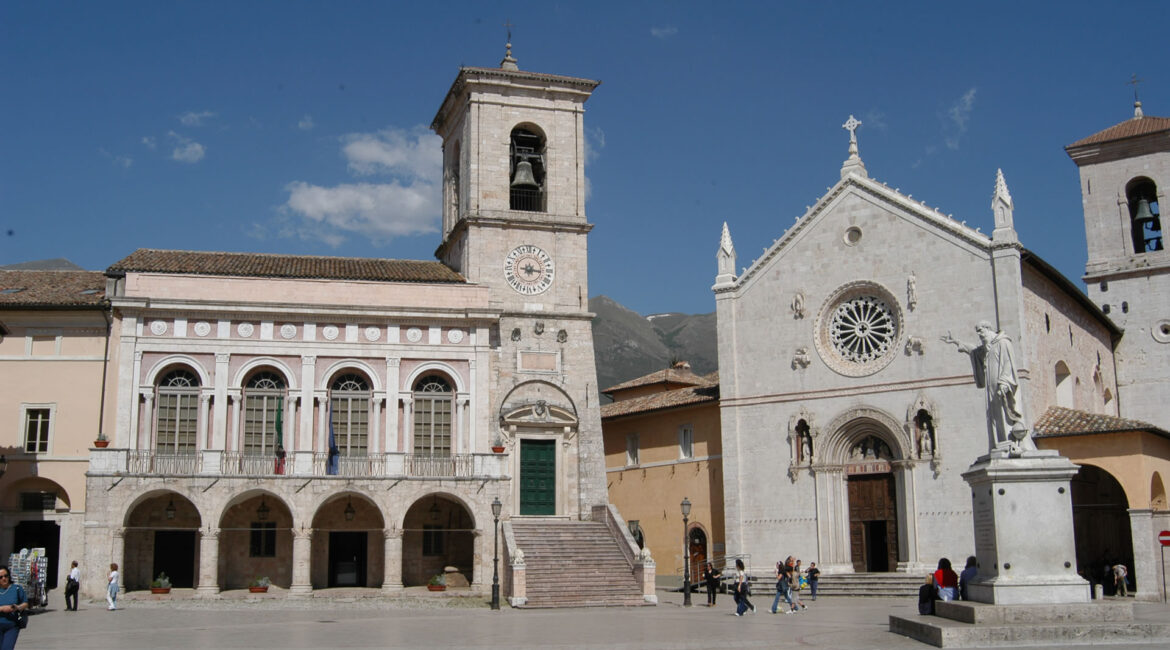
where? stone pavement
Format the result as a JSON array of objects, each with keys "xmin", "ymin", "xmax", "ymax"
[{"xmin": 16, "ymin": 590, "xmax": 1170, "ymax": 649}]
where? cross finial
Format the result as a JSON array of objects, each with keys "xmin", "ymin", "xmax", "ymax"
[
  {"xmin": 501, "ymin": 19, "xmax": 519, "ymax": 71},
  {"xmin": 839, "ymin": 114, "xmax": 867, "ymax": 179},
  {"xmin": 1129, "ymin": 73, "xmax": 1144, "ymax": 118},
  {"xmin": 843, "ymin": 115, "xmax": 862, "ymax": 143}
]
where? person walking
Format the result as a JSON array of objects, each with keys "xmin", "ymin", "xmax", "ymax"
[
  {"xmin": 733, "ymin": 559, "xmax": 754, "ymax": 616},
  {"xmin": 701, "ymin": 562, "xmax": 721, "ymax": 607},
  {"xmin": 806, "ymin": 562, "xmax": 820, "ymax": 601},
  {"xmin": 770, "ymin": 559, "xmax": 792, "ymax": 614},
  {"xmin": 787, "ymin": 557, "xmax": 807, "ymax": 610},
  {"xmin": 1113, "ymin": 563, "xmax": 1128, "ymax": 598},
  {"xmin": 106, "ymin": 563, "xmax": 119, "ymax": 611},
  {"xmin": 0, "ymin": 566, "xmax": 30, "ymax": 649},
  {"xmin": 64, "ymin": 561, "xmax": 80, "ymax": 611}
]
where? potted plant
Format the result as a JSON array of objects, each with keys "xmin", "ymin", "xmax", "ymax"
[
  {"xmin": 150, "ymin": 572, "xmax": 171, "ymax": 594},
  {"xmin": 427, "ymin": 573, "xmax": 446, "ymax": 592},
  {"xmin": 491, "ymin": 436, "xmax": 506, "ymax": 454},
  {"xmin": 94, "ymin": 432, "xmax": 110, "ymax": 448},
  {"xmin": 249, "ymin": 576, "xmax": 271, "ymax": 593}
]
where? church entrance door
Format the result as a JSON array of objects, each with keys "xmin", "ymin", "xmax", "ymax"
[
  {"xmin": 520, "ymin": 439, "xmax": 556, "ymax": 515},
  {"xmin": 847, "ymin": 473, "xmax": 898, "ymax": 572}
]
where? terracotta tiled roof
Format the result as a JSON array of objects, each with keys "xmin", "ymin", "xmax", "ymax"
[
  {"xmin": 1067, "ymin": 115, "xmax": 1170, "ymax": 148},
  {"xmin": 602, "ymin": 366, "xmax": 715, "ymax": 394},
  {"xmin": 106, "ymin": 249, "xmax": 465, "ymax": 284},
  {"xmin": 1033, "ymin": 406, "xmax": 1167, "ymax": 437},
  {"xmin": 600, "ymin": 383, "xmax": 719, "ymax": 419},
  {"xmin": 0, "ymin": 270, "xmax": 107, "ymax": 308}
]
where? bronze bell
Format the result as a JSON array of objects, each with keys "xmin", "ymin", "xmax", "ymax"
[
  {"xmin": 1134, "ymin": 198, "xmax": 1160, "ymax": 231},
  {"xmin": 510, "ymin": 160, "xmax": 539, "ymax": 189}
]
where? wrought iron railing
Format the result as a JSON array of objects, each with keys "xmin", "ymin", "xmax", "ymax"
[
  {"xmin": 405, "ymin": 453, "xmax": 474, "ymax": 478},
  {"xmin": 128, "ymin": 450, "xmax": 201, "ymax": 475},
  {"xmin": 312, "ymin": 453, "xmax": 385, "ymax": 477},
  {"xmin": 221, "ymin": 452, "xmax": 283, "ymax": 476}
]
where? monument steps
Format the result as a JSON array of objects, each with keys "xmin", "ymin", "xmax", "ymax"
[
  {"xmin": 809, "ymin": 573, "xmax": 922, "ymax": 597},
  {"xmin": 511, "ymin": 520, "xmax": 648, "ymax": 608}
]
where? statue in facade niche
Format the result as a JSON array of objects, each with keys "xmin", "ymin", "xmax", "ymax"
[
  {"xmin": 791, "ymin": 292, "xmax": 805, "ymax": 319},
  {"xmin": 907, "ymin": 273, "xmax": 917, "ymax": 311},
  {"xmin": 941, "ymin": 321, "xmax": 1036, "ymax": 454}
]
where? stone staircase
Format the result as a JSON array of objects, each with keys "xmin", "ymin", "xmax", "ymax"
[
  {"xmin": 813, "ymin": 572, "xmax": 923, "ymax": 598},
  {"xmin": 510, "ymin": 519, "xmax": 647, "ymax": 608}
]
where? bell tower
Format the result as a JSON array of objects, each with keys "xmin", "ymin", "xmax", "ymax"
[
  {"xmin": 431, "ymin": 46, "xmax": 608, "ymax": 518},
  {"xmin": 1066, "ymin": 99, "xmax": 1170, "ymax": 429}
]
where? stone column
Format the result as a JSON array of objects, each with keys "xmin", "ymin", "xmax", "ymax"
[
  {"xmin": 213, "ymin": 353, "xmax": 230, "ymax": 449},
  {"xmin": 813, "ymin": 466, "xmax": 852, "ymax": 573},
  {"xmin": 199, "ymin": 393, "xmax": 212, "ymax": 449},
  {"xmin": 892, "ymin": 459, "xmax": 922, "ymax": 572},
  {"xmin": 110, "ymin": 527, "xmax": 125, "ymax": 575},
  {"xmin": 381, "ymin": 528, "xmax": 404, "ymax": 593},
  {"xmin": 1129, "ymin": 508, "xmax": 1159, "ymax": 601},
  {"xmin": 140, "ymin": 392, "xmax": 154, "ymax": 450},
  {"xmin": 196, "ymin": 528, "xmax": 220, "ymax": 597},
  {"xmin": 290, "ymin": 528, "xmax": 313, "ymax": 596},
  {"xmin": 472, "ymin": 528, "xmax": 486, "ymax": 589},
  {"xmin": 385, "ymin": 358, "xmax": 400, "ymax": 453},
  {"xmin": 228, "ymin": 390, "xmax": 241, "ymax": 452},
  {"xmin": 299, "ymin": 356, "xmax": 316, "ymax": 452}
]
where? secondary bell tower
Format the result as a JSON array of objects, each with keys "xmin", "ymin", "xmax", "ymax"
[
  {"xmin": 431, "ymin": 43, "xmax": 607, "ymax": 518},
  {"xmin": 1066, "ymin": 95, "xmax": 1170, "ymax": 430}
]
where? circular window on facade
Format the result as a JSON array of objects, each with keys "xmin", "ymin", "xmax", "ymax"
[
  {"xmin": 1153, "ymin": 320, "xmax": 1170, "ymax": 344},
  {"xmin": 844, "ymin": 226, "xmax": 863, "ymax": 246},
  {"xmin": 814, "ymin": 281, "xmax": 903, "ymax": 377}
]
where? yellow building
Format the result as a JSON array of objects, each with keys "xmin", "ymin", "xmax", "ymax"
[
  {"xmin": 601, "ymin": 362, "xmax": 723, "ymax": 580},
  {"xmin": 0, "ymin": 269, "xmax": 111, "ymax": 591}
]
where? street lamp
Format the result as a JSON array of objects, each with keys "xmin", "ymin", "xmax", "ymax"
[
  {"xmin": 491, "ymin": 497, "xmax": 502, "ymax": 611},
  {"xmin": 681, "ymin": 497, "xmax": 692, "ymax": 607}
]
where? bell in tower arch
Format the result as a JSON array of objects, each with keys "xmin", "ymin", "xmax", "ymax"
[{"xmin": 511, "ymin": 159, "xmax": 540, "ymax": 189}]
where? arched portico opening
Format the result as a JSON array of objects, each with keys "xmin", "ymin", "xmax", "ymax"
[
  {"xmin": 5, "ymin": 477, "xmax": 70, "ymax": 590},
  {"xmin": 402, "ymin": 494, "xmax": 475, "ymax": 587},
  {"xmin": 123, "ymin": 491, "xmax": 202, "ymax": 590},
  {"xmin": 687, "ymin": 525, "xmax": 708, "ymax": 581},
  {"xmin": 311, "ymin": 492, "xmax": 385, "ymax": 588},
  {"xmin": 217, "ymin": 491, "xmax": 293, "ymax": 590},
  {"xmin": 1071, "ymin": 464, "xmax": 1134, "ymax": 595}
]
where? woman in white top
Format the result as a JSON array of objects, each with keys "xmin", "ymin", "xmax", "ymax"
[{"xmin": 106, "ymin": 563, "xmax": 119, "ymax": 611}]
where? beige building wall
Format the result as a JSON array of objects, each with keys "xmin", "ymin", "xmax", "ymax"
[{"xmin": 604, "ymin": 402, "xmax": 723, "ymax": 578}]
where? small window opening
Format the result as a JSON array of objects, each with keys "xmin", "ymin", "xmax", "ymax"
[
  {"xmin": 1122, "ymin": 301, "xmax": 1129, "ymax": 314},
  {"xmin": 1044, "ymin": 314, "xmax": 1051, "ymax": 332},
  {"xmin": 1127, "ymin": 178, "xmax": 1162, "ymax": 253},
  {"xmin": 1100, "ymin": 281, "xmax": 1108, "ymax": 292},
  {"xmin": 1055, "ymin": 361, "xmax": 1073, "ymax": 408},
  {"xmin": 250, "ymin": 522, "xmax": 276, "ymax": 557},
  {"xmin": 20, "ymin": 491, "xmax": 56, "ymax": 511},
  {"xmin": 509, "ymin": 127, "xmax": 545, "ymax": 212},
  {"xmin": 1103, "ymin": 304, "xmax": 1111, "ymax": 314},
  {"xmin": 1068, "ymin": 325, "xmax": 1073, "ymax": 345}
]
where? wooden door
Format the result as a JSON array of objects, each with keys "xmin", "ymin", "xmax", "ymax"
[
  {"xmin": 520, "ymin": 439, "xmax": 556, "ymax": 515},
  {"xmin": 847, "ymin": 473, "xmax": 898, "ymax": 572}
]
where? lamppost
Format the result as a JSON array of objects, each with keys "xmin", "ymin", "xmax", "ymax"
[
  {"xmin": 681, "ymin": 497, "xmax": 692, "ymax": 607},
  {"xmin": 491, "ymin": 496, "xmax": 502, "ymax": 610}
]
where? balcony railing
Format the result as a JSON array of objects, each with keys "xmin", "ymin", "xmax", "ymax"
[
  {"xmin": 312, "ymin": 453, "xmax": 385, "ymax": 477},
  {"xmin": 405, "ymin": 453, "xmax": 474, "ymax": 478},
  {"xmin": 221, "ymin": 452, "xmax": 284, "ymax": 476},
  {"xmin": 128, "ymin": 450, "xmax": 202, "ymax": 474}
]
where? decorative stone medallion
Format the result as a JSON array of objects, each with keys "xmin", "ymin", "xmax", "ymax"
[
  {"xmin": 193, "ymin": 321, "xmax": 211, "ymax": 337},
  {"xmin": 447, "ymin": 329, "xmax": 464, "ymax": 344},
  {"xmin": 322, "ymin": 325, "xmax": 339, "ymax": 341},
  {"xmin": 237, "ymin": 322, "xmax": 255, "ymax": 338},
  {"xmin": 364, "ymin": 326, "xmax": 381, "ymax": 342},
  {"xmin": 814, "ymin": 281, "xmax": 902, "ymax": 377},
  {"xmin": 1153, "ymin": 320, "xmax": 1170, "ymax": 344},
  {"xmin": 280, "ymin": 324, "xmax": 297, "ymax": 340},
  {"xmin": 406, "ymin": 327, "xmax": 423, "ymax": 343},
  {"xmin": 150, "ymin": 321, "xmax": 167, "ymax": 336}
]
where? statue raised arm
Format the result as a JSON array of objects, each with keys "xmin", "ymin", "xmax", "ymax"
[{"xmin": 941, "ymin": 321, "xmax": 1036, "ymax": 455}]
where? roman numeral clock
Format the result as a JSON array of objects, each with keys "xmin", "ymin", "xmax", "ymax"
[{"xmin": 503, "ymin": 244, "xmax": 555, "ymax": 295}]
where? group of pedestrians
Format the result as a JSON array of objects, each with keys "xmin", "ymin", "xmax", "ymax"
[
  {"xmin": 700, "ymin": 557, "xmax": 820, "ymax": 618},
  {"xmin": 918, "ymin": 556, "xmax": 977, "ymax": 615}
]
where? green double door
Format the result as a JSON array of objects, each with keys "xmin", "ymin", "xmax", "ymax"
[{"xmin": 520, "ymin": 439, "xmax": 556, "ymax": 515}]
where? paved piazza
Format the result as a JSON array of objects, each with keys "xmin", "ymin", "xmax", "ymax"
[{"xmin": 17, "ymin": 590, "xmax": 1170, "ymax": 649}]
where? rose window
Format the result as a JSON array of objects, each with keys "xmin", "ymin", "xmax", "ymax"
[{"xmin": 828, "ymin": 296, "xmax": 896, "ymax": 363}]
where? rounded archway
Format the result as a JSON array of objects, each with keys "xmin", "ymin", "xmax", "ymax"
[
  {"xmin": 310, "ymin": 492, "xmax": 385, "ymax": 589},
  {"xmin": 123, "ymin": 491, "xmax": 202, "ymax": 590},
  {"xmin": 401, "ymin": 494, "xmax": 475, "ymax": 587},
  {"xmin": 1151, "ymin": 472, "xmax": 1166, "ymax": 511},
  {"xmin": 687, "ymin": 525, "xmax": 708, "ymax": 582},
  {"xmin": 217, "ymin": 491, "xmax": 294, "ymax": 590},
  {"xmin": 6, "ymin": 477, "xmax": 71, "ymax": 590},
  {"xmin": 1070, "ymin": 464, "xmax": 1134, "ymax": 595}
]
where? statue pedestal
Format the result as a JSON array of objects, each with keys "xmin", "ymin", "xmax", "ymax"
[{"xmin": 960, "ymin": 449, "xmax": 1089, "ymax": 604}]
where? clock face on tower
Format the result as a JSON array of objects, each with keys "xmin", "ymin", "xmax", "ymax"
[{"xmin": 504, "ymin": 245, "xmax": 555, "ymax": 295}]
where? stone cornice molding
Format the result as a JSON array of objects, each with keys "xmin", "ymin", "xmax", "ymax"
[{"xmin": 720, "ymin": 374, "xmax": 972, "ymax": 408}]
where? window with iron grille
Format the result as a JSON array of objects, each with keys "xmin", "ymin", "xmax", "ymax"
[
  {"xmin": 330, "ymin": 373, "xmax": 370, "ymax": 455},
  {"xmin": 157, "ymin": 368, "xmax": 200, "ymax": 454},
  {"xmin": 20, "ymin": 491, "xmax": 56, "ymax": 511},
  {"xmin": 250, "ymin": 522, "xmax": 276, "ymax": 557},
  {"xmin": 413, "ymin": 375, "xmax": 452, "ymax": 456},
  {"xmin": 23, "ymin": 407, "xmax": 51, "ymax": 453}
]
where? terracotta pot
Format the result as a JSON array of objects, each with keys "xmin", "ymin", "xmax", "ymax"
[
  {"xmin": 94, "ymin": 440, "xmax": 110, "ymax": 448},
  {"xmin": 150, "ymin": 587, "xmax": 170, "ymax": 594},
  {"xmin": 249, "ymin": 586, "xmax": 268, "ymax": 593},
  {"xmin": 491, "ymin": 446, "xmax": 506, "ymax": 453},
  {"xmin": 427, "ymin": 584, "xmax": 446, "ymax": 592}
]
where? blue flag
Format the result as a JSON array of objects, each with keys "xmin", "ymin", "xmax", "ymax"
[{"xmin": 326, "ymin": 401, "xmax": 339, "ymax": 475}]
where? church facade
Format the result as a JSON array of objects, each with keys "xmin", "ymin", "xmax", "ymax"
[
  {"xmin": 79, "ymin": 50, "xmax": 612, "ymax": 600},
  {"xmin": 711, "ymin": 109, "xmax": 1168, "ymax": 597}
]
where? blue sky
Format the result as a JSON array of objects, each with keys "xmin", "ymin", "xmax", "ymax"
[{"xmin": 3, "ymin": 1, "xmax": 1167, "ymax": 315}]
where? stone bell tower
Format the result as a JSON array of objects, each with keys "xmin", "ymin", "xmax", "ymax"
[
  {"xmin": 1066, "ymin": 99, "xmax": 1170, "ymax": 430},
  {"xmin": 431, "ymin": 44, "xmax": 607, "ymax": 518}
]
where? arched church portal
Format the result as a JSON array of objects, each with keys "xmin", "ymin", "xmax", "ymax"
[{"xmin": 1071, "ymin": 464, "xmax": 1134, "ymax": 595}]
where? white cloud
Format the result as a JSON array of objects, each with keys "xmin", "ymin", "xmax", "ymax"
[
  {"xmin": 279, "ymin": 125, "xmax": 441, "ymax": 245},
  {"xmin": 283, "ymin": 181, "xmax": 438, "ymax": 244},
  {"xmin": 584, "ymin": 126, "xmax": 606, "ymax": 165},
  {"xmin": 178, "ymin": 110, "xmax": 216, "ymax": 127},
  {"xmin": 99, "ymin": 148, "xmax": 133, "ymax": 168},
  {"xmin": 944, "ymin": 88, "xmax": 976, "ymax": 150},
  {"xmin": 651, "ymin": 25, "xmax": 678, "ymax": 39},
  {"xmin": 298, "ymin": 115, "xmax": 315, "ymax": 131},
  {"xmin": 141, "ymin": 136, "xmax": 157, "ymax": 150},
  {"xmin": 168, "ymin": 131, "xmax": 205, "ymax": 163},
  {"xmin": 342, "ymin": 127, "xmax": 441, "ymax": 179},
  {"xmin": 863, "ymin": 110, "xmax": 888, "ymax": 132}
]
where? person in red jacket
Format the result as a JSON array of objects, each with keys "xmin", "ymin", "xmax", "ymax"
[{"xmin": 934, "ymin": 558, "xmax": 959, "ymax": 601}]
